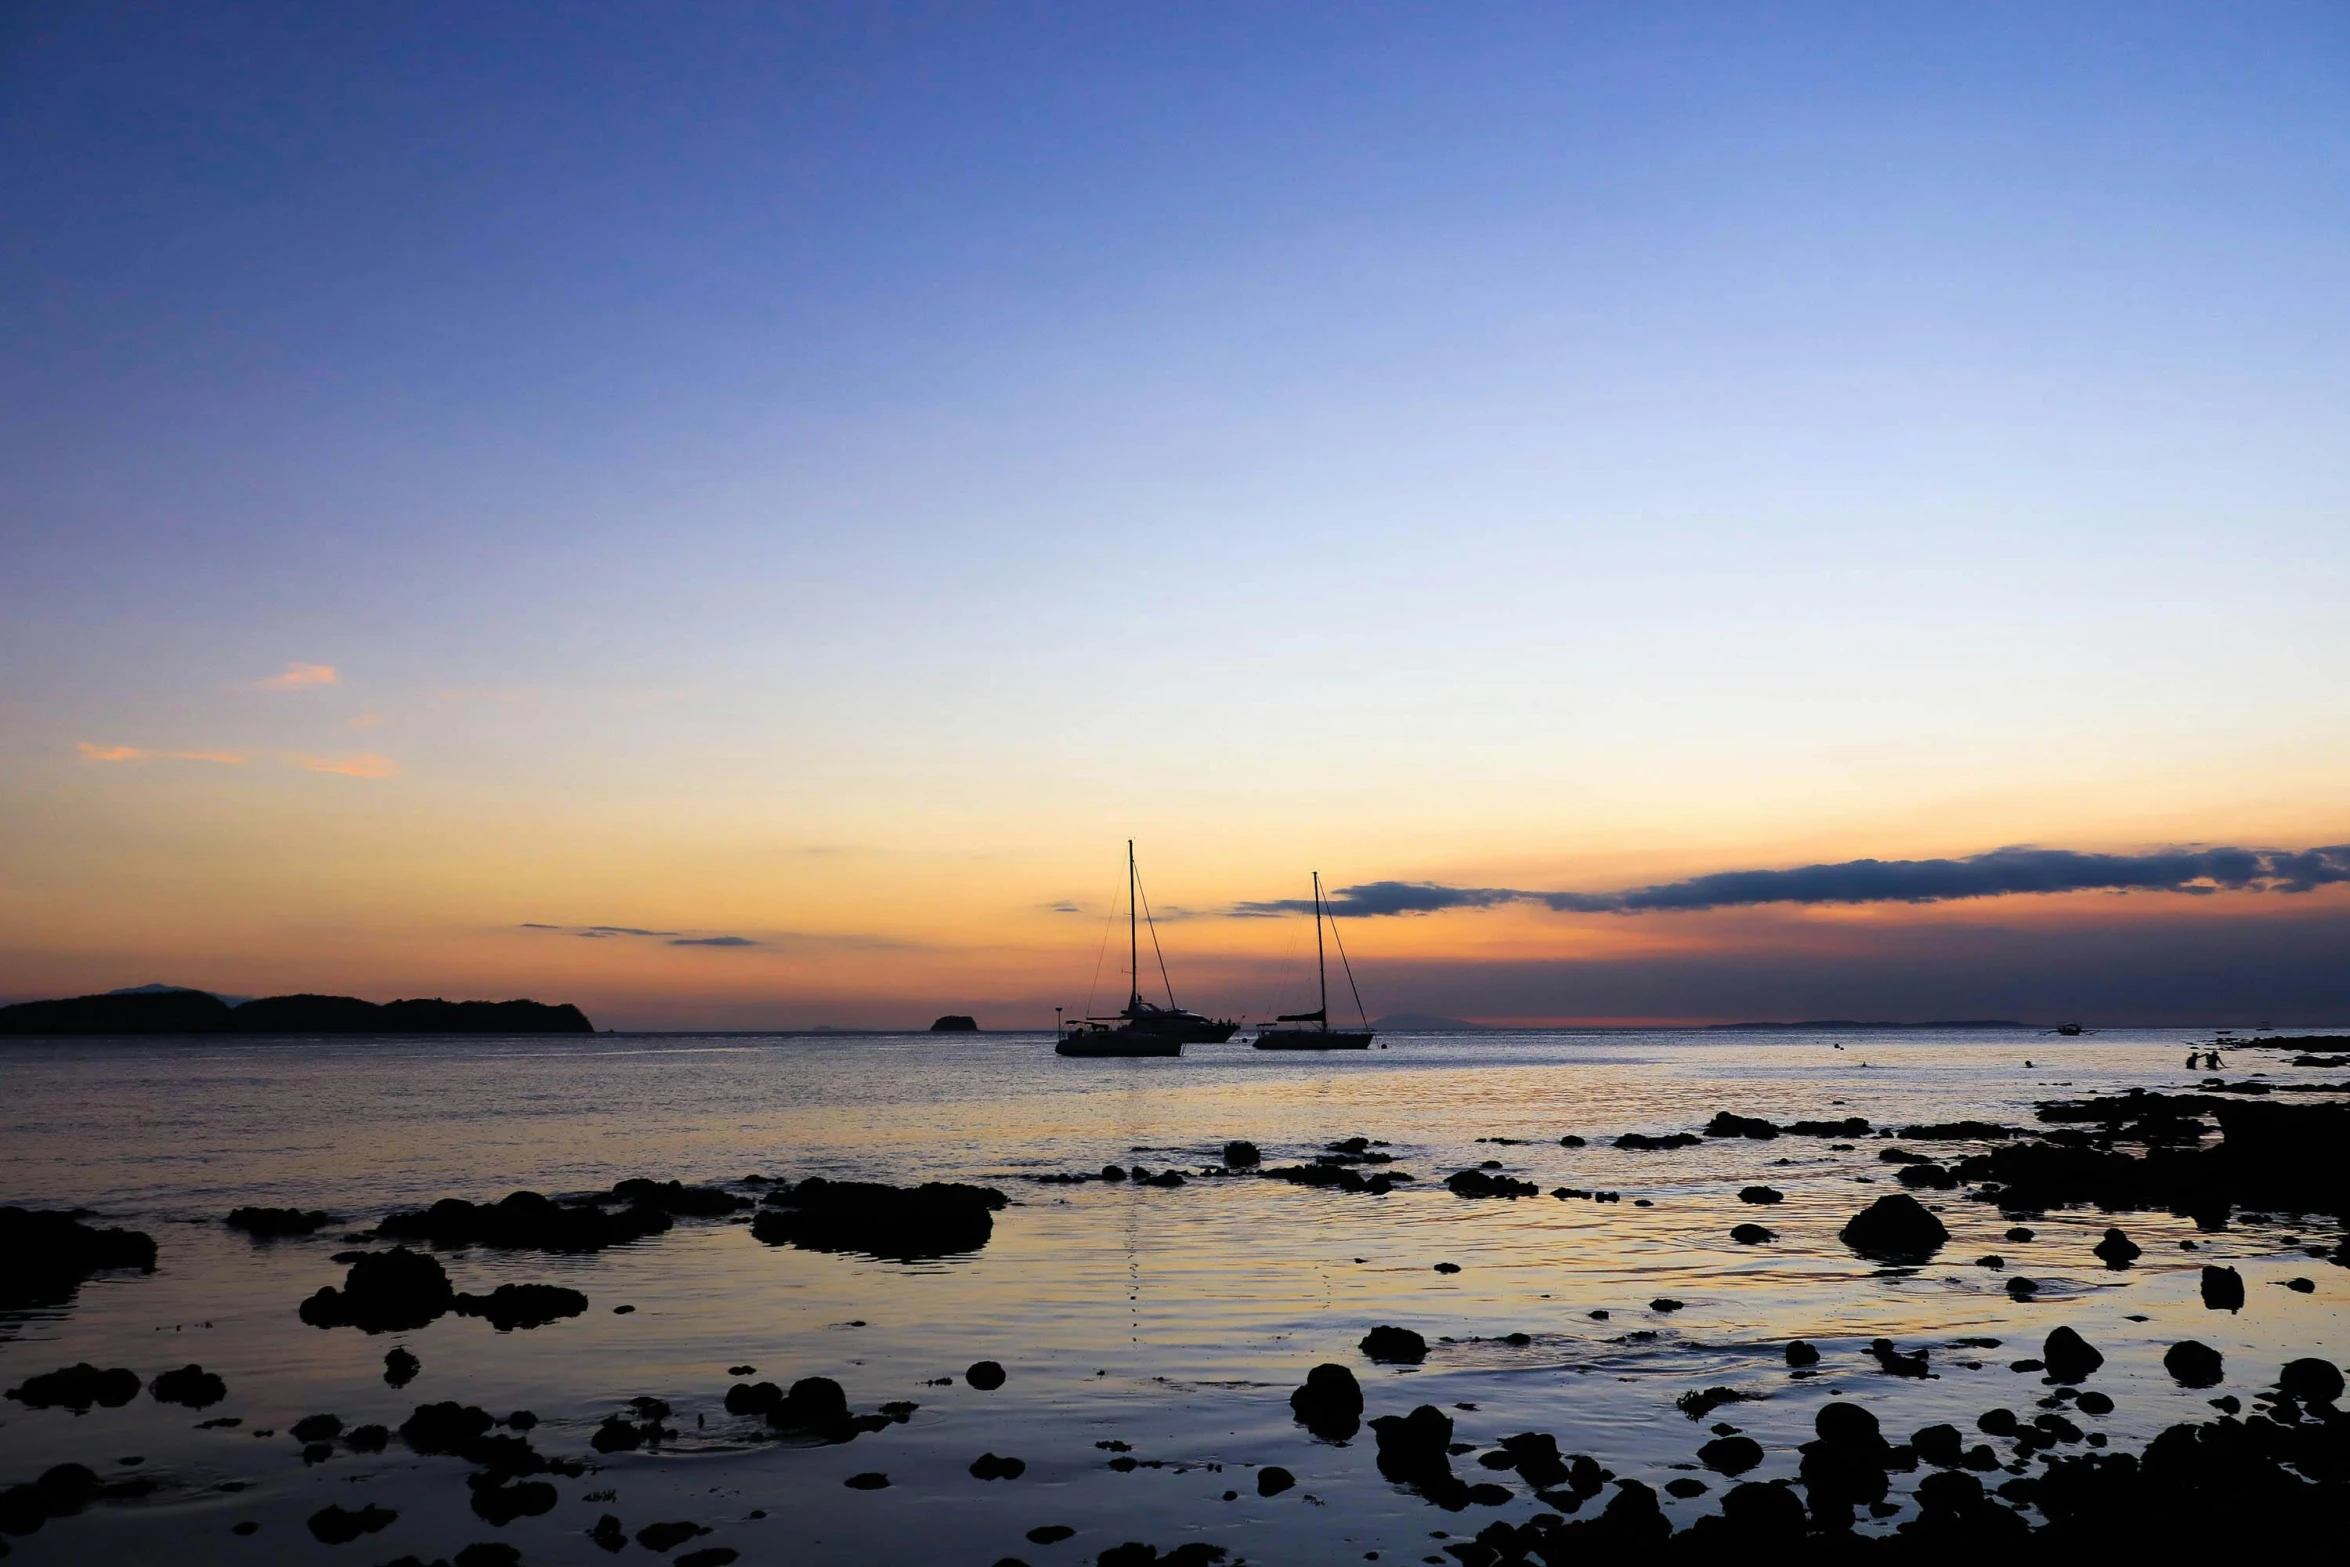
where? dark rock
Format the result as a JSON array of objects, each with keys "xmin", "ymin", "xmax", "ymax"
[
  {"xmin": 1785, "ymin": 1340, "xmax": 1820, "ymax": 1367},
  {"xmin": 1370, "ymin": 1403, "xmax": 1460, "ymax": 1499},
  {"xmin": 724, "ymin": 1381, "xmax": 784, "ymax": 1417},
  {"xmin": 1665, "ymin": 1477, "xmax": 1709, "ymax": 1498},
  {"xmin": 379, "ymin": 1190, "xmax": 672, "ymax": 1253},
  {"xmin": 1912, "ymin": 1423, "xmax": 1963, "ymax": 1466},
  {"xmin": 1488, "ymin": 1432, "xmax": 1573, "ymax": 1489},
  {"xmin": 2007, "ymin": 1277, "xmax": 2039, "ymax": 1300},
  {"xmin": 1360, "ymin": 1325, "xmax": 1427, "ymax": 1364},
  {"xmin": 1614, "ymin": 1132, "xmax": 1701, "ymax": 1150},
  {"xmin": 1256, "ymin": 1465, "xmax": 1295, "ymax": 1496},
  {"xmin": 929, "ymin": 1015, "xmax": 978, "ymax": 1031},
  {"xmin": 1730, "ymin": 1223, "xmax": 1776, "ymax": 1244},
  {"xmin": 401, "ymin": 1402, "xmax": 497, "ymax": 1454},
  {"xmin": 1446, "ymin": 1169, "xmax": 1537, "ymax": 1198},
  {"xmin": 609, "ymin": 1178, "xmax": 752, "ymax": 1217},
  {"xmin": 1737, "ymin": 1186, "xmax": 1784, "ymax": 1205},
  {"xmin": 452, "ymin": 1283, "xmax": 590, "ymax": 1331},
  {"xmin": 1839, "ymin": 1193, "xmax": 1949, "ymax": 1262},
  {"xmin": 225, "ymin": 1206, "xmax": 335, "ymax": 1239},
  {"xmin": 2092, "ymin": 1226, "xmax": 2141, "ymax": 1267},
  {"xmin": 970, "ymin": 1452, "xmax": 1027, "ymax": 1480},
  {"xmin": 290, "ymin": 1414, "xmax": 343, "ymax": 1443},
  {"xmin": 2075, "ymin": 1390, "xmax": 2114, "ymax": 1415},
  {"xmin": 0, "ymin": 1207, "xmax": 158, "ymax": 1311},
  {"xmin": 1650, "ymin": 1298, "xmax": 1684, "ymax": 1313},
  {"xmin": 588, "ymin": 1515, "xmax": 628, "ymax": 1553},
  {"xmin": 1290, "ymin": 1362, "xmax": 1364, "ymax": 1440},
  {"xmin": 384, "ymin": 1347, "xmax": 421, "ymax": 1387},
  {"xmin": 344, "ymin": 1424, "xmax": 389, "ymax": 1452},
  {"xmin": 5, "ymin": 1364, "xmax": 141, "ymax": 1411},
  {"xmin": 2278, "ymin": 1357, "xmax": 2344, "ymax": 1404},
  {"xmin": 2043, "ymin": 1326, "xmax": 2104, "ymax": 1383},
  {"xmin": 1559, "ymin": 1134, "xmax": 1588, "ymax": 1147},
  {"xmin": 1868, "ymin": 1339, "xmax": 1931, "ymax": 1377},
  {"xmin": 1707, "ymin": 1113, "xmax": 1780, "ymax": 1140},
  {"xmin": 1675, "ymin": 1387, "xmax": 1750, "ymax": 1420},
  {"xmin": 966, "ymin": 1360, "xmax": 1007, "ymax": 1391},
  {"xmin": 149, "ymin": 1365, "xmax": 227, "ymax": 1408},
  {"xmin": 468, "ymin": 1475, "xmax": 556, "ymax": 1525},
  {"xmin": 749, "ymin": 1178, "xmax": 1006, "ymax": 1260},
  {"xmin": 306, "ymin": 1503, "xmax": 397, "ymax": 1544},
  {"xmin": 674, "ymin": 1551, "xmax": 739, "ymax": 1567},
  {"xmin": 1698, "ymin": 1435, "xmax": 1764, "ymax": 1475},
  {"xmin": 299, "ymin": 1248, "xmax": 456, "ymax": 1332},
  {"xmin": 1222, "ymin": 1141, "xmax": 1260, "ymax": 1167},
  {"xmin": 637, "ymin": 1519, "xmax": 710, "ymax": 1550},
  {"xmin": 455, "ymin": 1546, "xmax": 524, "ymax": 1567},
  {"xmin": 843, "ymin": 1472, "xmax": 888, "ymax": 1490},
  {"xmin": 2005, "ymin": 1226, "xmax": 2034, "ymax": 1241},
  {"xmin": 1976, "ymin": 1408, "xmax": 2020, "ymax": 1436},
  {"xmin": 2200, "ymin": 1265, "xmax": 2245, "ymax": 1312},
  {"xmin": 1026, "ymin": 1525, "xmax": 1076, "ymax": 1544}
]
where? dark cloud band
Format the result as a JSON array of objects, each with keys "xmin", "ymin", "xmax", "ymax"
[{"xmin": 1234, "ymin": 844, "xmax": 2350, "ymax": 918}]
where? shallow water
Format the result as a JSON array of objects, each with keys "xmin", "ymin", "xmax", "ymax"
[{"xmin": 1, "ymin": 1027, "xmax": 2343, "ymax": 1564}]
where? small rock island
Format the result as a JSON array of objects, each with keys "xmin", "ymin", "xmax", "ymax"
[
  {"xmin": 0, "ymin": 990, "xmax": 594, "ymax": 1035},
  {"xmin": 928, "ymin": 1014, "xmax": 979, "ymax": 1032}
]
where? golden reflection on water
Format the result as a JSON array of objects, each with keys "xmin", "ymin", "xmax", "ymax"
[{"xmin": 0, "ymin": 1030, "xmax": 2340, "ymax": 1563}]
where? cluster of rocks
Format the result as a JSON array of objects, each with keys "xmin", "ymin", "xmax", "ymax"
[
  {"xmin": 224, "ymin": 1205, "xmax": 336, "ymax": 1238},
  {"xmin": 297, "ymin": 1246, "xmax": 587, "ymax": 1332},
  {"xmin": 721, "ymin": 1374, "xmax": 918, "ymax": 1443},
  {"xmin": 749, "ymin": 1177, "xmax": 1008, "ymax": 1260},
  {"xmin": 0, "ymin": 1461, "xmax": 156, "ymax": 1541},
  {"xmin": 1448, "ymin": 1168, "xmax": 1540, "ymax": 1199},
  {"xmin": 0, "ymin": 1206, "xmax": 156, "ymax": 1311},
  {"xmin": 375, "ymin": 1187, "xmax": 683, "ymax": 1252},
  {"xmin": 5, "ymin": 1361, "xmax": 224, "ymax": 1411}
]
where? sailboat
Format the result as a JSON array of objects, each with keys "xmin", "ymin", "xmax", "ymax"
[
  {"xmin": 1056, "ymin": 841, "xmax": 1239, "ymax": 1058},
  {"xmin": 1252, "ymin": 871, "xmax": 1375, "ymax": 1050}
]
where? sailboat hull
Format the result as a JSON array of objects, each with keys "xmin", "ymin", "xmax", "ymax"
[
  {"xmin": 1055, "ymin": 1033, "xmax": 1184, "ymax": 1058},
  {"xmin": 1253, "ymin": 1029, "xmax": 1374, "ymax": 1051}
]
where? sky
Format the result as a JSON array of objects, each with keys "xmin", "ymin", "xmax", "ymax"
[{"xmin": 3, "ymin": 2, "xmax": 2347, "ymax": 1028}]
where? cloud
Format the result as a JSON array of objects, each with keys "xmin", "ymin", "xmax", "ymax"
[
  {"xmin": 518, "ymin": 922, "xmax": 561, "ymax": 929},
  {"xmin": 584, "ymin": 925, "xmax": 678, "ymax": 937},
  {"xmin": 292, "ymin": 752, "xmax": 399, "ymax": 778},
  {"xmin": 77, "ymin": 742, "xmax": 246, "ymax": 765},
  {"xmin": 347, "ymin": 712, "xmax": 385, "ymax": 729},
  {"xmin": 1045, "ymin": 900, "xmax": 1083, "ymax": 914},
  {"xmin": 1236, "ymin": 844, "xmax": 2350, "ymax": 918},
  {"xmin": 254, "ymin": 662, "xmax": 338, "ymax": 690},
  {"xmin": 670, "ymin": 935, "xmax": 758, "ymax": 947}
]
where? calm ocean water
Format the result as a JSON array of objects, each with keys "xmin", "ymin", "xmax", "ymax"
[{"xmin": 1, "ymin": 1027, "xmax": 2342, "ymax": 1564}]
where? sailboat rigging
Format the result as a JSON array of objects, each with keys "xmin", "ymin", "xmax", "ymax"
[
  {"xmin": 1056, "ymin": 841, "xmax": 1239, "ymax": 1057},
  {"xmin": 1252, "ymin": 871, "xmax": 1375, "ymax": 1050}
]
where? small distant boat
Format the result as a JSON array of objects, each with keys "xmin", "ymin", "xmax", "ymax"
[
  {"xmin": 1057, "ymin": 842, "xmax": 1237, "ymax": 1058},
  {"xmin": 2044, "ymin": 1021, "xmax": 2094, "ymax": 1037},
  {"xmin": 1253, "ymin": 872, "xmax": 1374, "ymax": 1051}
]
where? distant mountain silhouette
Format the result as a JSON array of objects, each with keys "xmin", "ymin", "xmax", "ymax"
[
  {"xmin": 1372, "ymin": 1012, "xmax": 1486, "ymax": 1030},
  {"xmin": 928, "ymin": 1014, "xmax": 979, "ymax": 1032},
  {"xmin": 0, "ymin": 990, "xmax": 593, "ymax": 1035}
]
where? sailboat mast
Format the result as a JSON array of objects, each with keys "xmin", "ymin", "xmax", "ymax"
[
  {"xmin": 1128, "ymin": 839, "xmax": 1140, "ymax": 1010},
  {"xmin": 1314, "ymin": 870, "xmax": 1328, "ymax": 1026}
]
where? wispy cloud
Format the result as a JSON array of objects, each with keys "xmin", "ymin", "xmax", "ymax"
[
  {"xmin": 1045, "ymin": 900, "xmax": 1083, "ymax": 914},
  {"xmin": 584, "ymin": 925, "xmax": 679, "ymax": 937},
  {"xmin": 254, "ymin": 662, "xmax": 338, "ymax": 690},
  {"xmin": 518, "ymin": 922, "xmax": 561, "ymax": 929},
  {"xmin": 292, "ymin": 752, "xmax": 399, "ymax": 778},
  {"xmin": 1235, "ymin": 844, "xmax": 2350, "ymax": 918},
  {"xmin": 77, "ymin": 742, "xmax": 246, "ymax": 765},
  {"xmin": 670, "ymin": 935, "xmax": 758, "ymax": 947},
  {"xmin": 347, "ymin": 712, "xmax": 385, "ymax": 729}
]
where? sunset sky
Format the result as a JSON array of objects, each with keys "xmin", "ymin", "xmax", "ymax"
[{"xmin": 4, "ymin": 3, "xmax": 2347, "ymax": 1027}]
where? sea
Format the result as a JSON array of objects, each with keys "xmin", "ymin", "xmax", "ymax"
[{"xmin": 0, "ymin": 1026, "xmax": 2342, "ymax": 1564}]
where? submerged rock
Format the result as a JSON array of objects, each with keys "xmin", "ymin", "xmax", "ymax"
[
  {"xmin": 378, "ymin": 1190, "xmax": 672, "ymax": 1253},
  {"xmin": 225, "ymin": 1206, "xmax": 335, "ymax": 1239},
  {"xmin": 637, "ymin": 1520, "xmax": 711, "ymax": 1551},
  {"xmin": 149, "ymin": 1365, "xmax": 227, "ymax": 1408},
  {"xmin": 1737, "ymin": 1186, "xmax": 1784, "ymax": 1205},
  {"xmin": 384, "ymin": 1347, "xmax": 421, "ymax": 1387},
  {"xmin": 1698, "ymin": 1435, "xmax": 1764, "ymax": 1475},
  {"xmin": 1360, "ymin": 1325, "xmax": 1428, "ymax": 1364},
  {"xmin": 750, "ymin": 1178, "xmax": 1006, "ymax": 1260},
  {"xmin": 1707, "ymin": 1113, "xmax": 1781, "ymax": 1140},
  {"xmin": 1257, "ymin": 1465, "xmax": 1295, "ymax": 1496},
  {"xmin": 966, "ymin": 1361, "xmax": 1007, "ymax": 1391},
  {"xmin": 0, "ymin": 1206, "xmax": 157, "ymax": 1311},
  {"xmin": 451, "ymin": 1283, "xmax": 589, "ymax": 1331},
  {"xmin": 306, "ymin": 1503, "xmax": 397, "ymax": 1544},
  {"xmin": 1838, "ymin": 1193, "xmax": 1950, "ymax": 1263},
  {"xmin": 1730, "ymin": 1223, "xmax": 1777, "ymax": 1244},
  {"xmin": 1615, "ymin": 1132, "xmax": 1701, "ymax": 1151},
  {"xmin": 2278, "ymin": 1357, "xmax": 2344, "ymax": 1405},
  {"xmin": 299, "ymin": 1247, "xmax": 455, "ymax": 1332},
  {"xmin": 1785, "ymin": 1341, "xmax": 1821, "ymax": 1368},
  {"xmin": 969, "ymin": 1452, "xmax": 1027, "ymax": 1480},
  {"xmin": 5, "ymin": 1364, "xmax": 141, "ymax": 1411},
  {"xmin": 1289, "ymin": 1362, "xmax": 1364, "ymax": 1440},
  {"xmin": 1446, "ymin": 1169, "xmax": 1538, "ymax": 1198},
  {"xmin": 1222, "ymin": 1141, "xmax": 1261, "ymax": 1168}
]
